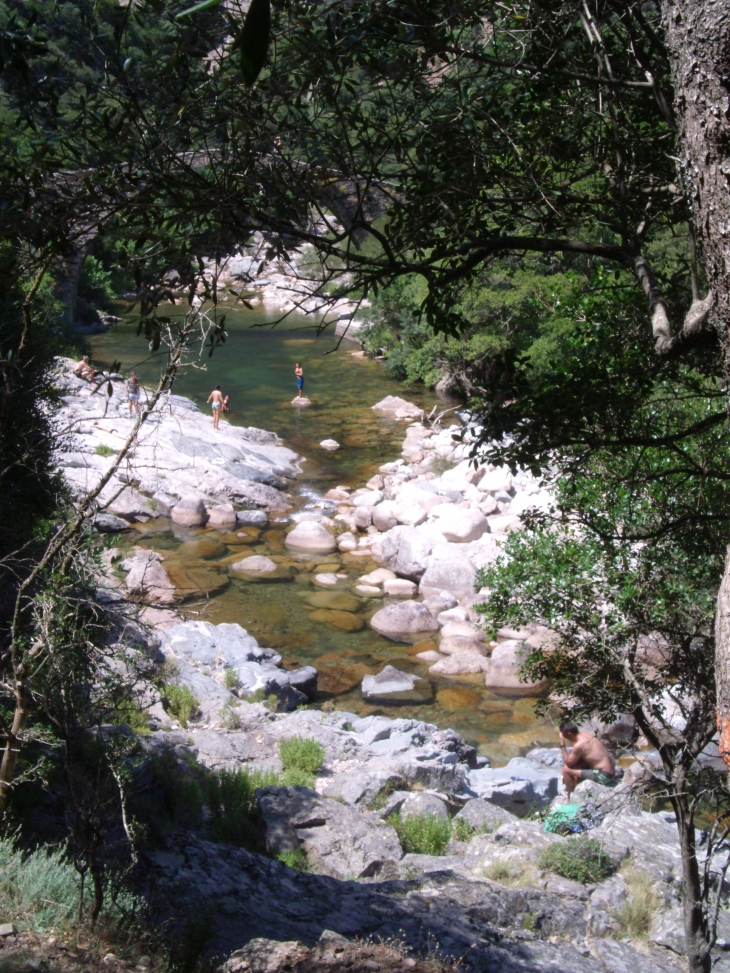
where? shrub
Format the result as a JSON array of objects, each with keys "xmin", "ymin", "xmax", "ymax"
[
  {"xmin": 613, "ymin": 865, "xmax": 659, "ymax": 937},
  {"xmin": 111, "ymin": 700, "xmax": 150, "ymax": 733},
  {"xmin": 0, "ymin": 839, "xmax": 79, "ymax": 931},
  {"xmin": 246, "ymin": 688, "xmax": 280, "ymax": 710},
  {"xmin": 224, "ymin": 668, "xmax": 240, "ymax": 690},
  {"xmin": 539, "ymin": 838, "xmax": 614, "ymax": 884},
  {"xmin": 280, "ymin": 767, "xmax": 316, "ymax": 788},
  {"xmin": 94, "ymin": 443, "xmax": 114, "ymax": 457},
  {"xmin": 206, "ymin": 768, "xmax": 278, "ymax": 849},
  {"xmin": 278, "ymin": 736, "xmax": 325, "ymax": 775},
  {"xmin": 277, "ymin": 849, "xmax": 309, "ymax": 872},
  {"xmin": 386, "ymin": 813, "xmax": 452, "ymax": 856},
  {"xmin": 451, "ymin": 818, "xmax": 476, "ymax": 842},
  {"xmin": 162, "ymin": 685, "xmax": 198, "ymax": 726},
  {"xmin": 0, "ymin": 838, "xmax": 141, "ymax": 933}
]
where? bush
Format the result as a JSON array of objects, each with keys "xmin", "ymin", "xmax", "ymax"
[
  {"xmin": 162, "ymin": 685, "xmax": 198, "ymax": 726},
  {"xmin": 280, "ymin": 767, "xmax": 316, "ymax": 789},
  {"xmin": 224, "ymin": 668, "xmax": 240, "ymax": 690},
  {"xmin": 613, "ymin": 865, "xmax": 658, "ymax": 937},
  {"xmin": 277, "ymin": 849, "xmax": 309, "ymax": 872},
  {"xmin": 451, "ymin": 818, "xmax": 476, "ymax": 842},
  {"xmin": 0, "ymin": 838, "xmax": 142, "ymax": 933},
  {"xmin": 94, "ymin": 444, "xmax": 114, "ymax": 457},
  {"xmin": 278, "ymin": 736, "xmax": 325, "ymax": 775},
  {"xmin": 386, "ymin": 813, "xmax": 452, "ymax": 856},
  {"xmin": 206, "ymin": 768, "xmax": 278, "ymax": 849},
  {"xmin": 539, "ymin": 838, "xmax": 614, "ymax": 884}
]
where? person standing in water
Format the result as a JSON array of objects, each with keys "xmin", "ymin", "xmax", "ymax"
[
  {"xmin": 207, "ymin": 385, "xmax": 224, "ymax": 430},
  {"xmin": 295, "ymin": 362, "xmax": 304, "ymax": 398},
  {"xmin": 125, "ymin": 371, "xmax": 141, "ymax": 416}
]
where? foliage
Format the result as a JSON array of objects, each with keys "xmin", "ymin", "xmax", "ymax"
[
  {"xmin": 205, "ymin": 767, "xmax": 278, "ymax": 850},
  {"xmin": 279, "ymin": 767, "xmax": 316, "ymax": 789},
  {"xmin": 276, "ymin": 849, "xmax": 309, "ymax": 872},
  {"xmin": 278, "ymin": 737, "xmax": 325, "ymax": 776},
  {"xmin": 483, "ymin": 857, "xmax": 530, "ymax": 887},
  {"xmin": 539, "ymin": 839, "xmax": 614, "ymax": 885},
  {"xmin": 161, "ymin": 685, "xmax": 198, "ymax": 727},
  {"xmin": 367, "ymin": 777, "xmax": 407, "ymax": 812},
  {"xmin": 0, "ymin": 836, "xmax": 141, "ymax": 933},
  {"xmin": 94, "ymin": 444, "xmax": 115, "ymax": 458},
  {"xmin": 386, "ymin": 813, "xmax": 452, "ymax": 857},
  {"xmin": 451, "ymin": 819, "xmax": 477, "ymax": 843},
  {"xmin": 223, "ymin": 668, "xmax": 240, "ymax": 691}
]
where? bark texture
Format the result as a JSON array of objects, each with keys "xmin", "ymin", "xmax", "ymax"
[{"xmin": 662, "ymin": 0, "xmax": 730, "ymax": 769}]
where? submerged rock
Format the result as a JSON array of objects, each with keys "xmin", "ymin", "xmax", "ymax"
[{"xmin": 361, "ymin": 665, "xmax": 433, "ymax": 704}]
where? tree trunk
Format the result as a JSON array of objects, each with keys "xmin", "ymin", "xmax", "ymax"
[
  {"xmin": 661, "ymin": 1, "xmax": 730, "ymax": 757},
  {"xmin": 673, "ymin": 789, "xmax": 712, "ymax": 973}
]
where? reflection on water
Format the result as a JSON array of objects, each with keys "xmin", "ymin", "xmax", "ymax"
[{"xmin": 92, "ymin": 306, "xmax": 558, "ymax": 764}]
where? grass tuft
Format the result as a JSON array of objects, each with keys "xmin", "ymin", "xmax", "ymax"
[
  {"xmin": 539, "ymin": 837, "xmax": 614, "ymax": 884},
  {"xmin": 206, "ymin": 767, "xmax": 278, "ymax": 849},
  {"xmin": 386, "ymin": 812, "xmax": 452, "ymax": 856},
  {"xmin": 613, "ymin": 865, "xmax": 659, "ymax": 937},
  {"xmin": 277, "ymin": 849, "xmax": 309, "ymax": 872},
  {"xmin": 94, "ymin": 444, "xmax": 114, "ymax": 457},
  {"xmin": 162, "ymin": 685, "xmax": 198, "ymax": 726}
]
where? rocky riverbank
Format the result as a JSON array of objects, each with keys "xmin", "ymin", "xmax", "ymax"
[{"xmin": 52, "ymin": 362, "xmax": 730, "ymax": 973}]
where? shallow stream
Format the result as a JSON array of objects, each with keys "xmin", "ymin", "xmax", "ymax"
[{"xmin": 91, "ymin": 306, "xmax": 559, "ymax": 763}]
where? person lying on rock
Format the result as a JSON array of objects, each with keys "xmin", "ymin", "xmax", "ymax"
[
  {"xmin": 559, "ymin": 721, "xmax": 617, "ymax": 797},
  {"xmin": 73, "ymin": 355, "xmax": 96, "ymax": 381}
]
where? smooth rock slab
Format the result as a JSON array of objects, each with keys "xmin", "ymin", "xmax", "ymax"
[
  {"xmin": 285, "ymin": 521, "xmax": 337, "ymax": 553},
  {"xmin": 257, "ymin": 785, "xmax": 403, "ymax": 879},
  {"xmin": 320, "ymin": 439, "xmax": 340, "ymax": 451},
  {"xmin": 370, "ymin": 601, "xmax": 438, "ymax": 642}
]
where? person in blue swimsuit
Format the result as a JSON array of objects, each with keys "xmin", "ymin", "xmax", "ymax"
[
  {"xmin": 207, "ymin": 385, "xmax": 224, "ymax": 430},
  {"xmin": 295, "ymin": 362, "xmax": 304, "ymax": 398}
]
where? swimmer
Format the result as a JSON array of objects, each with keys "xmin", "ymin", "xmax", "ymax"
[
  {"xmin": 207, "ymin": 385, "xmax": 224, "ymax": 430},
  {"xmin": 295, "ymin": 362, "xmax": 304, "ymax": 398}
]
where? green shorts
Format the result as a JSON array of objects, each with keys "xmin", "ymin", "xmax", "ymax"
[{"xmin": 579, "ymin": 769, "xmax": 617, "ymax": 787}]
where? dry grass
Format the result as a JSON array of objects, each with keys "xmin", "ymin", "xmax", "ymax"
[
  {"xmin": 482, "ymin": 856, "xmax": 536, "ymax": 888},
  {"xmin": 612, "ymin": 865, "xmax": 659, "ymax": 938}
]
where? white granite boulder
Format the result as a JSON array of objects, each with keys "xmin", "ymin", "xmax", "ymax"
[
  {"xmin": 207, "ymin": 503, "xmax": 237, "ymax": 526},
  {"xmin": 419, "ymin": 554, "xmax": 477, "ymax": 598},
  {"xmin": 431, "ymin": 505, "xmax": 489, "ymax": 543},
  {"xmin": 370, "ymin": 602, "xmax": 439, "ymax": 641},
  {"xmin": 485, "ymin": 639, "xmax": 550, "ymax": 695},
  {"xmin": 171, "ymin": 497, "xmax": 207, "ymax": 527},
  {"xmin": 230, "ymin": 555, "xmax": 278, "ymax": 575},
  {"xmin": 285, "ymin": 521, "xmax": 337, "ymax": 553}
]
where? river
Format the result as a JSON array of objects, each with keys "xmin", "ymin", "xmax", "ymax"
[{"xmin": 91, "ymin": 305, "xmax": 558, "ymax": 764}]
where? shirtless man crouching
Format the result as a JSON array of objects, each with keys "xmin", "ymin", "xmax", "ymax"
[{"xmin": 559, "ymin": 720, "xmax": 617, "ymax": 797}]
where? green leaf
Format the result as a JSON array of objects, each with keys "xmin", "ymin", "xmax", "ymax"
[
  {"xmin": 176, "ymin": 0, "xmax": 221, "ymax": 20},
  {"xmin": 238, "ymin": 0, "xmax": 270, "ymax": 87}
]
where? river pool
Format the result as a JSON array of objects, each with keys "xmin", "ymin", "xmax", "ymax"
[{"xmin": 90, "ymin": 305, "xmax": 559, "ymax": 764}]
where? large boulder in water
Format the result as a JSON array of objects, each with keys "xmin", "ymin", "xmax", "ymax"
[
  {"xmin": 285, "ymin": 521, "xmax": 337, "ymax": 553},
  {"xmin": 171, "ymin": 497, "xmax": 207, "ymax": 527},
  {"xmin": 370, "ymin": 601, "xmax": 438, "ymax": 642},
  {"xmin": 379, "ymin": 525, "xmax": 434, "ymax": 580},
  {"xmin": 485, "ymin": 639, "xmax": 550, "ymax": 695},
  {"xmin": 419, "ymin": 554, "xmax": 477, "ymax": 599}
]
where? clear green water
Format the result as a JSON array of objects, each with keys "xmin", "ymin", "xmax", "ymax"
[{"xmin": 91, "ymin": 306, "xmax": 557, "ymax": 763}]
